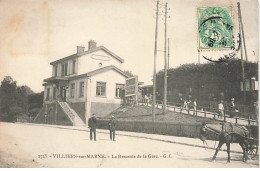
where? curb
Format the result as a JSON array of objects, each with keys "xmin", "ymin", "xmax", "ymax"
[{"xmin": 20, "ymin": 122, "xmax": 243, "ymax": 154}]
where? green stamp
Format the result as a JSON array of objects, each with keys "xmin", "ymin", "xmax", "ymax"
[{"xmin": 198, "ymin": 7, "xmax": 233, "ymax": 50}]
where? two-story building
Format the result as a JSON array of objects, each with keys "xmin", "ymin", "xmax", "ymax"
[{"xmin": 34, "ymin": 40, "xmax": 129, "ymax": 126}]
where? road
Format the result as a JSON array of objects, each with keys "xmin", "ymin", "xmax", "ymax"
[{"xmin": 0, "ymin": 122, "xmax": 258, "ymax": 168}]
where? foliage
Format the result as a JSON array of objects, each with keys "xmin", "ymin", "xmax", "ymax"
[
  {"xmin": 123, "ymin": 70, "xmax": 134, "ymax": 77},
  {"xmin": 156, "ymin": 59, "xmax": 258, "ymax": 105},
  {"xmin": 0, "ymin": 76, "xmax": 43, "ymax": 122}
]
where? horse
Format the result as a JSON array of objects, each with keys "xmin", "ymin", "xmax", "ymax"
[{"xmin": 199, "ymin": 122, "xmax": 250, "ymax": 163}]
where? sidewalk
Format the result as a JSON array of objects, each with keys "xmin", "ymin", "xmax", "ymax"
[{"xmin": 21, "ymin": 122, "xmax": 243, "ymax": 154}]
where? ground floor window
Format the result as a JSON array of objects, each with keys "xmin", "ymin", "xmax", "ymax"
[
  {"xmin": 46, "ymin": 88, "xmax": 50, "ymax": 101},
  {"xmin": 115, "ymin": 84, "xmax": 124, "ymax": 98},
  {"xmin": 53, "ymin": 87, "xmax": 57, "ymax": 100},
  {"xmin": 70, "ymin": 83, "xmax": 75, "ymax": 98},
  {"xmin": 96, "ymin": 82, "xmax": 106, "ymax": 96},
  {"xmin": 79, "ymin": 81, "xmax": 84, "ymax": 98}
]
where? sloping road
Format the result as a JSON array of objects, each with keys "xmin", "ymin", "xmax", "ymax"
[{"xmin": 0, "ymin": 122, "xmax": 258, "ymax": 168}]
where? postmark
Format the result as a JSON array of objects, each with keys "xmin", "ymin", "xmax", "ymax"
[{"xmin": 198, "ymin": 6, "xmax": 233, "ymax": 50}]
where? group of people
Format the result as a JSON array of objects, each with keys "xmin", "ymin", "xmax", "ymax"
[
  {"xmin": 87, "ymin": 114, "xmax": 116, "ymax": 141},
  {"xmin": 181, "ymin": 98, "xmax": 197, "ymax": 115},
  {"xmin": 144, "ymin": 93, "xmax": 152, "ymax": 106}
]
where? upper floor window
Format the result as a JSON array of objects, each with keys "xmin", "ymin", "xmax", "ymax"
[
  {"xmin": 54, "ymin": 66, "xmax": 58, "ymax": 77},
  {"xmin": 61, "ymin": 63, "xmax": 68, "ymax": 76},
  {"xmin": 115, "ymin": 84, "xmax": 124, "ymax": 98},
  {"xmin": 79, "ymin": 81, "xmax": 84, "ymax": 98},
  {"xmin": 99, "ymin": 62, "xmax": 102, "ymax": 68},
  {"xmin": 70, "ymin": 83, "xmax": 75, "ymax": 98},
  {"xmin": 72, "ymin": 60, "xmax": 76, "ymax": 74},
  {"xmin": 96, "ymin": 82, "xmax": 106, "ymax": 96}
]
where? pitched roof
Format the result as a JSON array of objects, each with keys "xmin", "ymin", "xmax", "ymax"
[
  {"xmin": 50, "ymin": 46, "xmax": 124, "ymax": 65},
  {"xmin": 69, "ymin": 65, "xmax": 129, "ymax": 80}
]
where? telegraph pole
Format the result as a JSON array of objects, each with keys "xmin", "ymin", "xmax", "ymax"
[
  {"xmin": 237, "ymin": 2, "xmax": 248, "ymax": 62},
  {"xmin": 163, "ymin": 2, "xmax": 168, "ymax": 114},
  {"xmin": 238, "ymin": 3, "xmax": 246, "ymax": 103},
  {"xmin": 152, "ymin": 0, "xmax": 159, "ymax": 122},
  {"xmin": 198, "ymin": 49, "xmax": 200, "ymax": 64},
  {"xmin": 168, "ymin": 38, "xmax": 170, "ymax": 69}
]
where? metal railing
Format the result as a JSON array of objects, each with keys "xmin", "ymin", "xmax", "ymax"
[{"xmin": 140, "ymin": 100, "xmax": 257, "ymax": 126}]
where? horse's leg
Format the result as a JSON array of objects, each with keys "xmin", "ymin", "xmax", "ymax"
[
  {"xmin": 212, "ymin": 141, "xmax": 224, "ymax": 161},
  {"xmin": 226, "ymin": 142, "xmax": 231, "ymax": 163},
  {"xmin": 239, "ymin": 141, "xmax": 247, "ymax": 162}
]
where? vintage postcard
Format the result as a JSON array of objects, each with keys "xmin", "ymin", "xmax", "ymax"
[{"xmin": 0, "ymin": 0, "xmax": 259, "ymax": 168}]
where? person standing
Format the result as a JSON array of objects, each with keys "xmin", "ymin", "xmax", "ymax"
[
  {"xmin": 193, "ymin": 99, "xmax": 197, "ymax": 116},
  {"xmin": 88, "ymin": 113, "xmax": 97, "ymax": 141},
  {"xmin": 230, "ymin": 98, "xmax": 238, "ymax": 118},
  {"xmin": 253, "ymin": 101, "xmax": 258, "ymax": 124},
  {"xmin": 108, "ymin": 115, "xmax": 116, "ymax": 141},
  {"xmin": 218, "ymin": 100, "xmax": 224, "ymax": 119}
]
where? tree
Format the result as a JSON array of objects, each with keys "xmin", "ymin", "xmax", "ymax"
[
  {"xmin": 0, "ymin": 76, "xmax": 18, "ymax": 121},
  {"xmin": 123, "ymin": 70, "xmax": 134, "ymax": 77}
]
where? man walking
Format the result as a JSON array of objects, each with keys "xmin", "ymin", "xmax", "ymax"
[
  {"xmin": 108, "ymin": 115, "xmax": 116, "ymax": 141},
  {"xmin": 88, "ymin": 113, "xmax": 97, "ymax": 141}
]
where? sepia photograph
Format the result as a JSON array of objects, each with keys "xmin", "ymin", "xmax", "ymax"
[{"xmin": 0, "ymin": 0, "xmax": 259, "ymax": 168}]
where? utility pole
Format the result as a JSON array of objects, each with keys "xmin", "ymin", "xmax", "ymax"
[
  {"xmin": 237, "ymin": 2, "xmax": 248, "ymax": 62},
  {"xmin": 163, "ymin": 2, "xmax": 168, "ymax": 114},
  {"xmin": 198, "ymin": 49, "xmax": 200, "ymax": 64},
  {"xmin": 168, "ymin": 38, "xmax": 170, "ymax": 69},
  {"xmin": 152, "ymin": 0, "xmax": 159, "ymax": 122},
  {"xmin": 238, "ymin": 3, "xmax": 246, "ymax": 103}
]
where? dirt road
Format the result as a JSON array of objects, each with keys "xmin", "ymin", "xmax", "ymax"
[{"xmin": 0, "ymin": 122, "xmax": 258, "ymax": 168}]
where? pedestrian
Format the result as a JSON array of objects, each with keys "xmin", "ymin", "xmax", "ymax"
[
  {"xmin": 230, "ymin": 98, "xmax": 238, "ymax": 118},
  {"xmin": 108, "ymin": 115, "xmax": 116, "ymax": 141},
  {"xmin": 88, "ymin": 113, "xmax": 97, "ymax": 141},
  {"xmin": 218, "ymin": 100, "xmax": 224, "ymax": 119},
  {"xmin": 193, "ymin": 99, "xmax": 197, "ymax": 116},
  {"xmin": 145, "ymin": 94, "xmax": 149, "ymax": 106},
  {"xmin": 183, "ymin": 100, "xmax": 188, "ymax": 109},
  {"xmin": 253, "ymin": 101, "xmax": 258, "ymax": 124}
]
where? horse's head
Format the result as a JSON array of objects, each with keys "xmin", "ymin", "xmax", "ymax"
[{"xmin": 199, "ymin": 122, "xmax": 208, "ymax": 142}]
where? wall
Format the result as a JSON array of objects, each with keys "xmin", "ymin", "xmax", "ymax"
[
  {"xmin": 96, "ymin": 119, "xmax": 202, "ymax": 138},
  {"xmin": 77, "ymin": 49, "xmax": 122, "ymax": 75},
  {"xmin": 68, "ymin": 102, "xmax": 86, "ymax": 123},
  {"xmin": 34, "ymin": 103, "xmax": 73, "ymax": 126}
]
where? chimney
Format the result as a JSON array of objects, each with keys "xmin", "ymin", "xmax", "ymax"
[
  {"xmin": 88, "ymin": 40, "xmax": 97, "ymax": 51},
  {"xmin": 77, "ymin": 46, "xmax": 85, "ymax": 55}
]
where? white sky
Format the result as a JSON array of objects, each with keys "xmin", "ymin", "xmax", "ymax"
[{"xmin": 0, "ymin": 0, "xmax": 258, "ymax": 93}]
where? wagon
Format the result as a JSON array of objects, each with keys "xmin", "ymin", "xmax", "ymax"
[{"xmin": 247, "ymin": 125, "xmax": 259, "ymax": 159}]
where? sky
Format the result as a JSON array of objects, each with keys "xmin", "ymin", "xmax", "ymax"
[{"xmin": 0, "ymin": 0, "xmax": 258, "ymax": 93}]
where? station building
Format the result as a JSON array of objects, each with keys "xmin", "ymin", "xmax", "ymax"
[{"xmin": 34, "ymin": 40, "xmax": 129, "ymax": 126}]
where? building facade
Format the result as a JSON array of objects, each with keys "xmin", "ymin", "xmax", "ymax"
[{"xmin": 34, "ymin": 40, "xmax": 129, "ymax": 126}]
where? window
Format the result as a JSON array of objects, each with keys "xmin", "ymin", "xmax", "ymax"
[
  {"xmin": 115, "ymin": 84, "xmax": 124, "ymax": 98},
  {"xmin": 99, "ymin": 62, "xmax": 102, "ymax": 68},
  {"xmin": 61, "ymin": 64, "xmax": 65, "ymax": 76},
  {"xmin": 96, "ymin": 82, "xmax": 106, "ymax": 96},
  {"xmin": 79, "ymin": 82, "xmax": 84, "ymax": 98},
  {"xmin": 53, "ymin": 87, "xmax": 57, "ymax": 100},
  {"xmin": 70, "ymin": 83, "xmax": 75, "ymax": 98},
  {"xmin": 64, "ymin": 63, "xmax": 68, "ymax": 76},
  {"xmin": 61, "ymin": 63, "xmax": 68, "ymax": 76},
  {"xmin": 46, "ymin": 88, "xmax": 50, "ymax": 101},
  {"xmin": 54, "ymin": 66, "xmax": 58, "ymax": 77},
  {"xmin": 72, "ymin": 60, "xmax": 76, "ymax": 74}
]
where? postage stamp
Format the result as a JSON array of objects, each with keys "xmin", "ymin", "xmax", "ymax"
[{"xmin": 198, "ymin": 6, "xmax": 233, "ymax": 50}]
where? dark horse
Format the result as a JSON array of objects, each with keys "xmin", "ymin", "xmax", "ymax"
[{"xmin": 200, "ymin": 122, "xmax": 250, "ymax": 163}]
